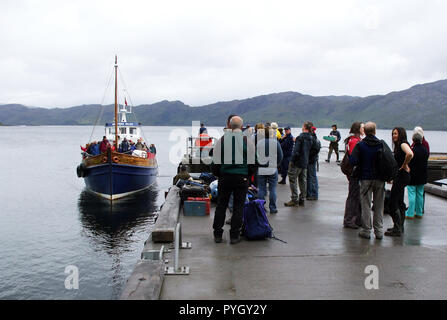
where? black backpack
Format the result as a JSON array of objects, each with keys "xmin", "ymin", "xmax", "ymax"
[
  {"xmin": 309, "ymin": 136, "xmax": 321, "ymax": 163},
  {"xmin": 374, "ymin": 140, "xmax": 398, "ymax": 182},
  {"xmin": 340, "ymin": 150, "xmax": 353, "ymax": 176}
]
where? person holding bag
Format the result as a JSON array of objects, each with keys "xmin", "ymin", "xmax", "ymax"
[{"xmin": 342, "ymin": 122, "xmax": 364, "ymax": 229}]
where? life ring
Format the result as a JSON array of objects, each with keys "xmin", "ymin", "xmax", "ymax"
[
  {"xmin": 102, "ymin": 156, "xmax": 107, "ymax": 163},
  {"xmin": 112, "ymin": 156, "xmax": 119, "ymax": 163}
]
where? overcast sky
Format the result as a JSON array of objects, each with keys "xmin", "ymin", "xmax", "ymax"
[{"xmin": 1, "ymin": 0, "xmax": 447, "ymax": 108}]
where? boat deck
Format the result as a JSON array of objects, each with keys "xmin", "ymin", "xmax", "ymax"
[{"xmin": 159, "ymin": 154, "xmax": 447, "ymax": 299}]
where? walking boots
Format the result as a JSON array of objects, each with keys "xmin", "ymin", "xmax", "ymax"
[{"xmin": 284, "ymin": 200, "xmax": 299, "ymax": 207}]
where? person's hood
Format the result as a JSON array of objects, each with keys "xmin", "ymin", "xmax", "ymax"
[
  {"xmin": 362, "ymin": 134, "xmax": 382, "ymax": 146},
  {"xmin": 301, "ymin": 132, "xmax": 312, "ymax": 139}
]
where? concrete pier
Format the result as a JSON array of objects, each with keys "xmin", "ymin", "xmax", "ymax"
[
  {"xmin": 158, "ymin": 157, "xmax": 447, "ymax": 300},
  {"xmin": 122, "ymin": 151, "xmax": 447, "ymax": 300}
]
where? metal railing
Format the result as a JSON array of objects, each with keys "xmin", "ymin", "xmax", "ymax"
[
  {"xmin": 165, "ymin": 223, "xmax": 191, "ymax": 275},
  {"xmin": 186, "ymin": 136, "xmax": 217, "ymax": 159}
]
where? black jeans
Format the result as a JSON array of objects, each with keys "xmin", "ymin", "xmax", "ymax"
[
  {"xmin": 389, "ymin": 169, "xmax": 410, "ymax": 231},
  {"xmin": 213, "ymin": 175, "xmax": 249, "ymax": 239},
  {"xmin": 344, "ymin": 176, "xmax": 362, "ymax": 227}
]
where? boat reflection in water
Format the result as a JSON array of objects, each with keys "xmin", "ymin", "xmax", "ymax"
[
  {"xmin": 78, "ymin": 186, "xmax": 159, "ymax": 240},
  {"xmin": 77, "ymin": 186, "xmax": 159, "ymax": 298}
]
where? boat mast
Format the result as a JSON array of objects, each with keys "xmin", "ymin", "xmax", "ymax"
[{"xmin": 114, "ymin": 55, "xmax": 118, "ymax": 150}]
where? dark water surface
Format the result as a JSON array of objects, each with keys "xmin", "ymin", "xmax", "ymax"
[{"xmin": 0, "ymin": 125, "xmax": 446, "ymax": 299}]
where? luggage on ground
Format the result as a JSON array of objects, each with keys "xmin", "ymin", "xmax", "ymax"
[
  {"xmin": 210, "ymin": 180, "xmax": 218, "ymax": 202},
  {"xmin": 242, "ymin": 199, "xmax": 272, "ymax": 240},
  {"xmin": 199, "ymin": 172, "xmax": 217, "ymax": 184},
  {"xmin": 186, "ymin": 197, "xmax": 210, "ymax": 215},
  {"xmin": 180, "ymin": 184, "xmax": 207, "ymax": 201},
  {"xmin": 183, "ymin": 200, "xmax": 208, "ymax": 216}
]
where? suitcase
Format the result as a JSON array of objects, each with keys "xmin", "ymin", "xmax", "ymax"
[
  {"xmin": 187, "ymin": 197, "xmax": 210, "ymax": 215},
  {"xmin": 180, "ymin": 185, "xmax": 206, "ymax": 201},
  {"xmin": 183, "ymin": 200, "xmax": 208, "ymax": 216}
]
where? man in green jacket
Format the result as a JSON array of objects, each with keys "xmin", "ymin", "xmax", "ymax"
[{"xmin": 212, "ymin": 116, "xmax": 256, "ymax": 244}]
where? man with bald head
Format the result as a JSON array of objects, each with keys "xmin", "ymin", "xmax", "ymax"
[
  {"xmin": 230, "ymin": 116, "xmax": 243, "ymax": 129},
  {"xmin": 212, "ymin": 115, "xmax": 256, "ymax": 244}
]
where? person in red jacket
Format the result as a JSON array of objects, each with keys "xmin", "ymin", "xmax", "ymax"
[
  {"xmin": 195, "ymin": 130, "xmax": 213, "ymax": 155},
  {"xmin": 100, "ymin": 136, "xmax": 110, "ymax": 153},
  {"xmin": 343, "ymin": 121, "xmax": 364, "ymax": 229}
]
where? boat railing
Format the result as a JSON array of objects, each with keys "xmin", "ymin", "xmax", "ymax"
[
  {"xmin": 81, "ymin": 152, "xmax": 93, "ymax": 157},
  {"xmin": 185, "ymin": 136, "xmax": 217, "ymax": 159}
]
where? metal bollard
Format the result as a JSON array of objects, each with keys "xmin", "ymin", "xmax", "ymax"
[
  {"xmin": 141, "ymin": 245, "xmax": 170, "ymax": 262},
  {"xmin": 165, "ymin": 223, "xmax": 190, "ymax": 275}
]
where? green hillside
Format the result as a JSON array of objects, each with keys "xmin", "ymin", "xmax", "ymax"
[{"xmin": 1, "ymin": 79, "xmax": 447, "ymax": 130}]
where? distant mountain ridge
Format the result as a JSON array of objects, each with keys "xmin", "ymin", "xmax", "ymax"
[{"xmin": 1, "ymin": 79, "xmax": 447, "ymax": 130}]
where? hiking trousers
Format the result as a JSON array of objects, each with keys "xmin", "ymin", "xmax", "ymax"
[
  {"xmin": 213, "ymin": 175, "xmax": 249, "ymax": 239},
  {"xmin": 360, "ymin": 179, "xmax": 385, "ymax": 236},
  {"xmin": 327, "ymin": 142, "xmax": 339, "ymax": 161},
  {"xmin": 389, "ymin": 170, "xmax": 410, "ymax": 231},
  {"xmin": 344, "ymin": 176, "xmax": 362, "ymax": 227},
  {"xmin": 288, "ymin": 162, "xmax": 307, "ymax": 202}
]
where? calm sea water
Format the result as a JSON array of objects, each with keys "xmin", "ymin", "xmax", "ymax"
[{"xmin": 0, "ymin": 125, "xmax": 446, "ymax": 300}]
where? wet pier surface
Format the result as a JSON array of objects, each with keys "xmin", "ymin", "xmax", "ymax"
[{"xmin": 159, "ymin": 156, "xmax": 447, "ymax": 300}]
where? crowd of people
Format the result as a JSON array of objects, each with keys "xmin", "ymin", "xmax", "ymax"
[
  {"xmin": 80, "ymin": 136, "xmax": 156, "ymax": 157},
  {"xmin": 210, "ymin": 115, "xmax": 322, "ymax": 244},
  {"xmin": 208, "ymin": 116, "xmax": 430, "ymax": 244},
  {"xmin": 346, "ymin": 123, "xmax": 429, "ymax": 239}
]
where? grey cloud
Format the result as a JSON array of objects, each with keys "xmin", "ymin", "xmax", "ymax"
[{"xmin": 1, "ymin": 0, "xmax": 447, "ymax": 107}]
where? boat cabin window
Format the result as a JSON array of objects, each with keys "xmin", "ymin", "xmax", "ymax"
[
  {"xmin": 129, "ymin": 127, "xmax": 137, "ymax": 134},
  {"xmin": 120, "ymin": 127, "xmax": 126, "ymax": 134}
]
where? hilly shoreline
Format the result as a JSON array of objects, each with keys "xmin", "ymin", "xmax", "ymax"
[{"xmin": 1, "ymin": 79, "xmax": 447, "ymax": 130}]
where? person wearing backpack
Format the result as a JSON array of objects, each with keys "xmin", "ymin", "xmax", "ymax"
[
  {"xmin": 385, "ymin": 127, "xmax": 413, "ymax": 237},
  {"xmin": 285, "ymin": 121, "xmax": 313, "ymax": 207},
  {"xmin": 307, "ymin": 125, "xmax": 321, "ymax": 200},
  {"xmin": 342, "ymin": 122, "xmax": 364, "ymax": 229},
  {"xmin": 349, "ymin": 122, "xmax": 393, "ymax": 240}
]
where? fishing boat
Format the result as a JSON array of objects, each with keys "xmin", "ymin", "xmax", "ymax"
[{"xmin": 76, "ymin": 56, "xmax": 158, "ymax": 201}]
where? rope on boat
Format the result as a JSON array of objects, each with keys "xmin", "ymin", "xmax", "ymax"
[
  {"xmin": 117, "ymin": 66, "xmax": 149, "ymax": 144},
  {"xmin": 88, "ymin": 63, "xmax": 115, "ymax": 143}
]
